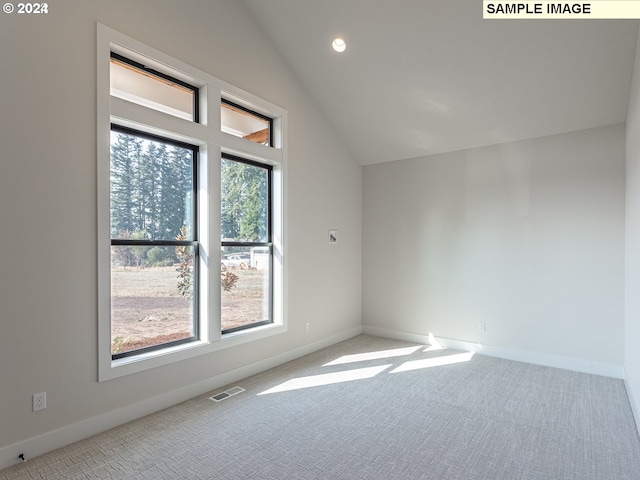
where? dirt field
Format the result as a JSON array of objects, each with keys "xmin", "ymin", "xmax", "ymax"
[{"xmin": 111, "ymin": 266, "xmax": 269, "ymax": 354}]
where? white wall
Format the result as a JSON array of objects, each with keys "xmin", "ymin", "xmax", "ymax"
[
  {"xmin": 363, "ymin": 125, "xmax": 625, "ymax": 372},
  {"xmin": 0, "ymin": 0, "xmax": 361, "ymax": 462},
  {"xmin": 625, "ymin": 25, "xmax": 640, "ymax": 428}
]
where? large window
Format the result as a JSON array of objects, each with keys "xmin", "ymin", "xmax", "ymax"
[
  {"xmin": 98, "ymin": 24, "xmax": 286, "ymax": 381},
  {"xmin": 110, "ymin": 126, "xmax": 198, "ymax": 358},
  {"xmin": 221, "ymin": 154, "xmax": 272, "ymax": 333}
]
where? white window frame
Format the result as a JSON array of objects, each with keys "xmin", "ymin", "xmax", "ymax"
[{"xmin": 97, "ymin": 24, "xmax": 286, "ymax": 381}]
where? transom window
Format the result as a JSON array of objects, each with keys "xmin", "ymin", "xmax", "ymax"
[
  {"xmin": 221, "ymin": 99, "xmax": 272, "ymax": 146},
  {"xmin": 110, "ymin": 53, "xmax": 199, "ymax": 122}
]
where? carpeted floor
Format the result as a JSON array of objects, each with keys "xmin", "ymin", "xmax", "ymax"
[{"xmin": 2, "ymin": 334, "xmax": 640, "ymax": 479}]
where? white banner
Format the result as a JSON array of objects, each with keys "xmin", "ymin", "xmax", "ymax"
[{"xmin": 483, "ymin": 1, "xmax": 640, "ymax": 19}]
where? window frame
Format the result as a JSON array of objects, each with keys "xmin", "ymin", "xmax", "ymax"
[
  {"xmin": 109, "ymin": 124, "xmax": 200, "ymax": 360},
  {"xmin": 220, "ymin": 153, "xmax": 273, "ymax": 334},
  {"xmin": 97, "ymin": 24, "xmax": 287, "ymax": 381}
]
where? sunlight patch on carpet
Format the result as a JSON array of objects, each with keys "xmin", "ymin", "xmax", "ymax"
[
  {"xmin": 391, "ymin": 351, "xmax": 475, "ymax": 373},
  {"xmin": 323, "ymin": 346, "xmax": 422, "ymax": 366},
  {"xmin": 258, "ymin": 364, "xmax": 391, "ymax": 395}
]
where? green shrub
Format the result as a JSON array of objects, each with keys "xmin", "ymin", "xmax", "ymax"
[{"xmin": 147, "ymin": 246, "xmax": 173, "ymax": 266}]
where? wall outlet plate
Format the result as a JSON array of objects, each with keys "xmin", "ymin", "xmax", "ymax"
[{"xmin": 33, "ymin": 392, "xmax": 46, "ymax": 412}]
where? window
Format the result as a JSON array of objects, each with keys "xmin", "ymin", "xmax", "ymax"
[
  {"xmin": 110, "ymin": 53, "xmax": 199, "ymax": 122},
  {"xmin": 221, "ymin": 99, "xmax": 272, "ymax": 145},
  {"xmin": 98, "ymin": 24, "xmax": 286, "ymax": 381},
  {"xmin": 221, "ymin": 154, "xmax": 272, "ymax": 333},
  {"xmin": 110, "ymin": 126, "xmax": 198, "ymax": 358}
]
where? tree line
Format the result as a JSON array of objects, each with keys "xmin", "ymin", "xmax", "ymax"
[{"xmin": 110, "ymin": 131, "xmax": 268, "ymax": 269}]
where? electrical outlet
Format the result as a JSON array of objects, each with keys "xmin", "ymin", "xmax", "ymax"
[
  {"xmin": 33, "ymin": 392, "xmax": 46, "ymax": 412},
  {"xmin": 478, "ymin": 322, "xmax": 486, "ymax": 333},
  {"xmin": 305, "ymin": 322, "xmax": 310, "ymax": 332}
]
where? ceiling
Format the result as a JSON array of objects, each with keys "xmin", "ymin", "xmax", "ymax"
[{"xmin": 242, "ymin": 0, "xmax": 638, "ymax": 166}]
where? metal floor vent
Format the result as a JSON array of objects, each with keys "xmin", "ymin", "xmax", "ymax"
[{"xmin": 209, "ymin": 386, "xmax": 245, "ymax": 402}]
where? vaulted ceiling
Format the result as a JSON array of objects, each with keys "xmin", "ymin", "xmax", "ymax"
[{"xmin": 242, "ymin": 0, "xmax": 638, "ymax": 165}]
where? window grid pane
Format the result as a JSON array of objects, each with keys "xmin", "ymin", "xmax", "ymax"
[
  {"xmin": 220, "ymin": 158, "xmax": 270, "ymax": 243},
  {"xmin": 221, "ymin": 246, "xmax": 271, "ymax": 332},
  {"xmin": 110, "ymin": 129, "xmax": 195, "ymax": 242},
  {"xmin": 111, "ymin": 245, "xmax": 196, "ymax": 356}
]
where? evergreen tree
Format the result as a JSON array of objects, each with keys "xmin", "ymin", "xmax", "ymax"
[
  {"xmin": 158, "ymin": 144, "xmax": 192, "ymax": 240},
  {"xmin": 111, "ymin": 130, "xmax": 195, "ymax": 266},
  {"xmin": 110, "ymin": 132, "xmax": 142, "ymax": 237},
  {"xmin": 221, "ymin": 158, "xmax": 267, "ymax": 242},
  {"xmin": 140, "ymin": 142, "xmax": 161, "ymax": 238}
]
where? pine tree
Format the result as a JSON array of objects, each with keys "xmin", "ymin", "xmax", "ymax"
[
  {"xmin": 110, "ymin": 131, "xmax": 142, "ymax": 237},
  {"xmin": 156, "ymin": 144, "xmax": 193, "ymax": 241},
  {"xmin": 140, "ymin": 141, "xmax": 161, "ymax": 239},
  {"xmin": 221, "ymin": 158, "xmax": 268, "ymax": 242}
]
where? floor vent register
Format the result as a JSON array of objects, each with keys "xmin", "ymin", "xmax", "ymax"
[{"xmin": 209, "ymin": 386, "xmax": 245, "ymax": 402}]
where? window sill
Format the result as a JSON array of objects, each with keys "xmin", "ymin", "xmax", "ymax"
[
  {"xmin": 99, "ymin": 323, "xmax": 286, "ymax": 382},
  {"xmin": 100, "ymin": 340, "xmax": 214, "ymax": 382},
  {"xmin": 221, "ymin": 322, "xmax": 285, "ymax": 345}
]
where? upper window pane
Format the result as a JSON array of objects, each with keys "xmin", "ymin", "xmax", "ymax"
[
  {"xmin": 110, "ymin": 54, "xmax": 197, "ymax": 122},
  {"xmin": 221, "ymin": 100, "xmax": 271, "ymax": 146},
  {"xmin": 221, "ymin": 157, "xmax": 270, "ymax": 242},
  {"xmin": 110, "ymin": 129, "xmax": 195, "ymax": 241}
]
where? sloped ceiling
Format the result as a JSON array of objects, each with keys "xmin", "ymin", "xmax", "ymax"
[{"xmin": 242, "ymin": 0, "xmax": 638, "ymax": 165}]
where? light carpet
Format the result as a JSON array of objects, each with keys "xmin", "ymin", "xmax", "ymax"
[{"xmin": 2, "ymin": 334, "xmax": 640, "ymax": 479}]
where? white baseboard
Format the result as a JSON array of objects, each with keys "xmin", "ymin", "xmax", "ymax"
[
  {"xmin": 624, "ymin": 373, "xmax": 640, "ymax": 434},
  {"xmin": 0, "ymin": 326, "xmax": 362, "ymax": 471},
  {"xmin": 362, "ymin": 325, "xmax": 625, "ymax": 379},
  {"xmin": 363, "ymin": 325, "xmax": 432, "ymax": 345}
]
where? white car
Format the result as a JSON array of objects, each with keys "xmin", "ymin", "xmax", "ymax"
[{"xmin": 221, "ymin": 254, "xmax": 250, "ymax": 268}]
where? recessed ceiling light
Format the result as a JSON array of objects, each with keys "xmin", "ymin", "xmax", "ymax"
[{"xmin": 332, "ymin": 37, "xmax": 346, "ymax": 53}]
